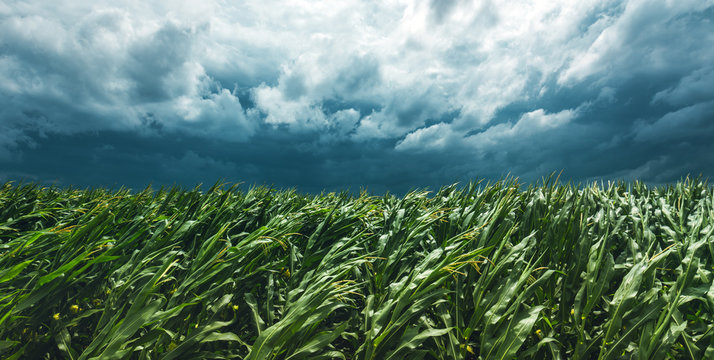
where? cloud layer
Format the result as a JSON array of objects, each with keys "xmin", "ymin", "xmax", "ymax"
[{"xmin": 1, "ymin": 1, "xmax": 713, "ymax": 192}]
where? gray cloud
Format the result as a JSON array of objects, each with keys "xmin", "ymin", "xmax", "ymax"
[
  {"xmin": 1, "ymin": 0, "xmax": 713, "ymax": 192},
  {"xmin": 126, "ymin": 22, "xmax": 198, "ymax": 103},
  {"xmin": 634, "ymin": 101, "xmax": 714, "ymax": 143},
  {"xmin": 652, "ymin": 67, "xmax": 714, "ymax": 106}
]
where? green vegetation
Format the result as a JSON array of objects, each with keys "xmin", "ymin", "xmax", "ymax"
[{"xmin": 0, "ymin": 177, "xmax": 712, "ymax": 359}]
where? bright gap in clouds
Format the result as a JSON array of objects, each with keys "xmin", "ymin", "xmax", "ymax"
[{"xmin": 1, "ymin": 0, "xmax": 713, "ymax": 192}]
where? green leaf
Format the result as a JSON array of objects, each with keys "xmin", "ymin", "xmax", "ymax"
[{"xmin": 0, "ymin": 259, "xmax": 33, "ymax": 284}]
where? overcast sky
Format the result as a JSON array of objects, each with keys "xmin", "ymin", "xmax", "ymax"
[{"xmin": 1, "ymin": 0, "xmax": 713, "ymax": 193}]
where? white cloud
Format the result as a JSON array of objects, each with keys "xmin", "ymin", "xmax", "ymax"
[
  {"xmin": 395, "ymin": 122, "xmax": 458, "ymax": 152},
  {"xmin": 170, "ymin": 88, "xmax": 254, "ymax": 140},
  {"xmin": 465, "ymin": 108, "xmax": 578, "ymax": 149},
  {"xmin": 397, "ymin": 107, "xmax": 578, "ymax": 153},
  {"xmin": 252, "ymin": 85, "xmax": 328, "ymax": 130}
]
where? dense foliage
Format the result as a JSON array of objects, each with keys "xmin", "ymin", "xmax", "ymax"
[{"xmin": 0, "ymin": 178, "xmax": 712, "ymax": 359}]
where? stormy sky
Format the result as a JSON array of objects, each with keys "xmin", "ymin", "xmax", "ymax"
[{"xmin": 1, "ymin": 1, "xmax": 713, "ymax": 193}]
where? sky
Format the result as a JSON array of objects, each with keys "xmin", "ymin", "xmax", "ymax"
[{"xmin": 1, "ymin": 0, "xmax": 713, "ymax": 194}]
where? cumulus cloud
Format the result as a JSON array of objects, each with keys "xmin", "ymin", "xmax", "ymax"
[
  {"xmin": 397, "ymin": 108, "xmax": 578, "ymax": 152},
  {"xmin": 252, "ymin": 84, "xmax": 328, "ymax": 130},
  {"xmin": 395, "ymin": 122, "xmax": 459, "ymax": 152},
  {"xmin": 466, "ymin": 108, "xmax": 578, "ymax": 149}
]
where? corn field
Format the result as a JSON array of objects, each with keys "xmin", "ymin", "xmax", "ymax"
[{"xmin": 0, "ymin": 178, "xmax": 712, "ymax": 359}]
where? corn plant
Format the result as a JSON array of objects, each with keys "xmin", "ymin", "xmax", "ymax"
[{"xmin": 0, "ymin": 177, "xmax": 712, "ymax": 359}]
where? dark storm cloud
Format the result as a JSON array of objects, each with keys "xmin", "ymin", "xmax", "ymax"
[
  {"xmin": 634, "ymin": 101, "xmax": 714, "ymax": 144},
  {"xmin": 0, "ymin": 130, "xmax": 467, "ymax": 195},
  {"xmin": 1, "ymin": 0, "xmax": 714, "ymax": 192}
]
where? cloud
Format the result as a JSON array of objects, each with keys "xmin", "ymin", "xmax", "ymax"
[
  {"xmin": 559, "ymin": 0, "xmax": 714, "ymax": 86},
  {"xmin": 0, "ymin": 126, "xmax": 32, "ymax": 162},
  {"xmin": 0, "ymin": 3, "xmax": 253, "ymax": 140},
  {"xmin": 167, "ymin": 87, "xmax": 254, "ymax": 140},
  {"xmin": 252, "ymin": 84, "xmax": 328, "ymax": 130},
  {"xmin": 125, "ymin": 22, "xmax": 200, "ymax": 103},
  {"xmin": 397, "ymin": 108, "xmax": 578, "ymax": 152},
  {"xmin": 651, "ymin": 67, "xmax": 714, "ymax": 106},
  {"xmin": 160, "ymin": 151, "xmax": 242, "ymax": 185},
  {"xmin": 395, "ymin": 122, "xmax": 459, "ymax": 152},
  {"xmin": 634, "ymin": 101, "xmax": 714, "ymax": 143},
  {"xmin": 252, "ymin": 51, "xmax": 384, "ymax": 135},
  {"xmin": 1, "ymin": 0, "xmax": 714, "ymax": 191},
  {"xmin": 466, "ymin": 108, "xmax": 578, "ymax": 149}
]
